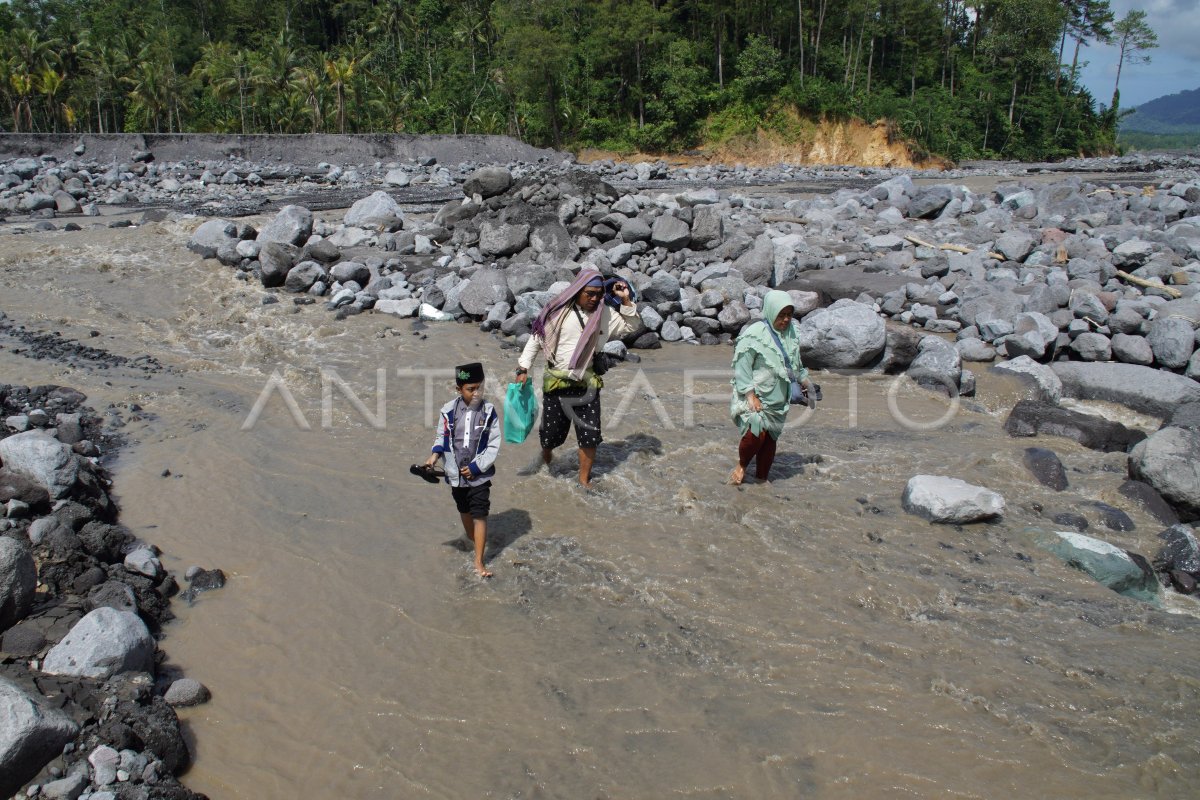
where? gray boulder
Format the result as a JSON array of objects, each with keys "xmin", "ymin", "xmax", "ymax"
[
  {"xmin": 690, "ymin": 205, "xmax": 724, "ymax": 249},
  {"xmin": 994, "ymin": 230, "xmax": 1035, "ymax": 262},
  {"xmin": 1111, "ymin": 333, "xmax": 1154, "ymax": 365},
  {"xmin": 908, "ymin": 186, "xmax": 952, "ymax": 218},
  {"xmin": 163, "ymin": 678, "xmax": 211, "ymax": 707},
  {"xmin": 1129, "ymin": 427, "xmax": 1200, "ymax": 520},
  {"xmin": 187, "ymin": 219, "xmax": 238, "ymax": 259},
  {"xmin": 1034, "ymin": 530, "xmax": 1159, "ymax": 602},
  {"xmin": 258, "ymin": 241, "xmax": 299, "ymax": 288},
  {"xmin": 42, "ymin": 607, "xmax": 155, "ymax": 679},
  {"xmin": 733, "ymin": 234, "xmax": 775, "ymax": 286},
  {"xmin": 902, "ymin": 475, "xmax": 1005, "ymax": 523},
  {"xmin": 458, "ymin": 269, "xmax": 513, "ymax": 316},
  {"xmin": 256, "ymin": 204, "xmax": 313, "ymax": 246},
  {"xmin": 530, "ymin": 220, "xmax": 578, "ymax": 262},
  {"xmin": 375, "ymin": 298, "xmax": 420, "ymax": 318},
  {"xmin": 329, "ymin": 260, "xmax": 371, "ymax": 285},
  {"xmin": 906, "ymin": 336, "xmax": 962, "ymax": 393},
  {"xmin": 479, "ymin": 221, "xmax": 529, "ymax": 256},
  {"xmin": 0, "ymin": 431, "xmax": 79, "ymax": 499},
  {"xmin": 796, "ymin": 299, "xmax": 886, "ymax": 369},
  {"xmin": 650, "ymin": 214, "xmax": 691, "ymax": 251},
  {"xmin": 957, "ymin": 338, "xmax": 997, "ymax": 362},
  {"xmin": 1112, "ymin": 238, "xmax": 1155, "ymax": 268},
  {"xmin": 0, "ymin": 538, "xmax": 36, "ymax": 632},
  {"xmin": 1146, "ymin": 316, "xmax": 1195, "ymax": 369},
  {"xmin": 1051, "ymin": 361, "xmax": 1200, "ymax": 417},
  {"xmin": 344, "ymin": 191, "xmax": 404, "ymax": 231},
  {"xmin": 463, "ymin": 167, "xmax": 512, "ymax": 198},
  {"xmin": 643, "ymin": 270, "xmax": 682, "ymax": 304},
  {"xmin": 506, "ymin": 263, "xmax": 558, "ymax": 296},
  {"xmin": 1070, "ymin": 332, "xmax": 1112, "ymax": 361},
  {"xmin": 53, "ymin": 189, "xmax": 81, "ymax": 214},
  {"xmin": 283, "ymin": 261, "xmax": 327, "ymax": 293},
  {"xmin": 717, "ymin": 300, "xmax": 752, "ymax": 332},
  {"xmin": 0, "ymin": 678, "xmax": 79, "ymax": 798},
  {"xmin": 618, "ymin": 216, "xmax": 652, "ymax": 243}
]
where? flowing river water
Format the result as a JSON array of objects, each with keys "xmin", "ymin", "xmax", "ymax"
[{"xmin": 1, "ymin": 212, "xmax": 1198, "ymax": 799}]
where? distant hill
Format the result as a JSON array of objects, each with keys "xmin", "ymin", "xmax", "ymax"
[{"xmin": 1122, "ymin": 87, "xmax": 1200, "ymax": 134}]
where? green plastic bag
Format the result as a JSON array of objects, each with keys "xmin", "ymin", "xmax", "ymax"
[{"xmin": 503, "ymin": 380, "xmax": 538, "ymax": 443}]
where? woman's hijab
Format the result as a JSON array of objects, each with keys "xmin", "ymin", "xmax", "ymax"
[{"xmin": 737, "ymin": 289, "xmax": 800, "ymax": 381}]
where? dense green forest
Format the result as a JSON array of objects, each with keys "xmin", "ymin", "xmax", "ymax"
[{"xmin": 0, "ymin": 0, "xmax": 1137, "ymax": 161}]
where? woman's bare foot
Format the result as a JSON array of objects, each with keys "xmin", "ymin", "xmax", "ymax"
[
  {"xmin": 727, "ymin": 465, "xmax": 745, "ymax": 485},
  {"xmin": 474, "ymin": 561, "xmax": 493, "ymax": 578}
]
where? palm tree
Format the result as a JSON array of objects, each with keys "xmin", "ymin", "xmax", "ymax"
[
  {"xmin": 126, "ymin": 57, "xmax": 169, "ymax": 132},
  {"xmin": 193, "ymin": 42, "xmax": 252, "ymax": 133},
  {"xmin": 83, "ymin": 44, "xmax": 130, "ymax": 133},
  {"xmin": 9, "ymin": 71, "xmax": 35, "ymax": 131},
  {"xmin": 368, "ymin": 0, "xmax": 416, "ymax": 55},
  {"xmin": 323, "ymin": 53, "xmax": 358, "ymax": 133},
  {"xmin": 289, "ymin": 62, "xmax": 325, "ymax": 132},
  {"xmin": 252, "ymin": 33, "xmax": 302, "ymax": 133},
  {"xmin": 36, "ymin": 68, "xmax": 66, "ymax": 132}
]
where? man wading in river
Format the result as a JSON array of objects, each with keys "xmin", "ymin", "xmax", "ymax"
[{"xmin": 515, "ymin": 269, "xmax": 641, "ymax": 487}]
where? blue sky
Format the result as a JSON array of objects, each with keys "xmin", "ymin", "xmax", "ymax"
[{"xmin": 1078, "ymin": 0, "xmax": 1200, "ymax": 108}]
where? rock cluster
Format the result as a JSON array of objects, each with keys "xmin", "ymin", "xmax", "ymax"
[
  {"xmin": 176, "ymin": 161, "xmax": 1200, "ymax": 399},
  {"xmin": 0, "ymin": 383, "xmax": 218, "ymax": 799}
]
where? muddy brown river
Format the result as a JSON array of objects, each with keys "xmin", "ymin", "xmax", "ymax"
[{"xmin": 2, "ymin": 214, "xmax": 1198, "ymax": 799}]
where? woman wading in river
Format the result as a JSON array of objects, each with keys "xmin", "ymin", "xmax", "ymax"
[{"xmin": 729, "ymin": 289, "xmax": 813, "ymax": 484}]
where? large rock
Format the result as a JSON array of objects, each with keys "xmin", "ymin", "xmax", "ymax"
[
  {"xmin": 186, "ymin": 219, "xmax": 238, "ymax": 258},
  {"xmin": 1153, "ymin": 524, "xmax": 1200, "ymax": 574},
  {"xmin": 256, "ymin": 204, "xmax": 313, "ymax": 246},
  {"xmin": 0, "ymin": 431, "xmax": 79, "ymax": 499},
  {"xmin": 344, "ymin": 190, "xmax": 404, "ymax": 231},
  {"xmin": 783, "ymin": 267, "xmax": 909, "ymax": 304},
  {"xmin": 1004, "ymin": 399, "xmax": 1146, "ymax": 452},
  {"xmin": 0, "ymin": 678, "xmax": 79, "ymax": 798},
  {"xmin": 479, "ymin": 220, "xmax": 529, "ymax": 256},
  {"xmin": 1128, "ymin": 426, "xmax": 1200, "ymax": 520},
  {"xmin": 0, "ymin": 538, "xmax": 36, "ymax": 632},
  {"xmin": 458, "ymin": 269, "xmax": 512, "ymax": 316},
  {"xmin": 258, "ymin": 241, "xmax": 299, "ymax": 288},
  {"xmin": 994, "ymin": 230, "xmax": 1035, "ymax": 261},
  {"xmin": 906, "ymin": 335, "xmax": 961, "ymax": 393},
  {"xmin": 1051, "ymin": 361, "xmax": 1200, "ymax": 418},
  {"xmin": 902, "ymin": 475, "xmax": 1005, "ymax": 523},
  {"xmin": 530, "ymin": 220, "xmax": 578, "ymax": 261},
  {"xmin": 908, "ymin": 186, "xmax": 952, "ymax": 218},
  {"xmin": 463, "ymin": 166, "xmax": 512, "ymax": 198},
  {"xmin": 1022, "ymin": 447, "xmax": 1068, "ymax": 491},
  {"xmin": 733, "ymin": 234, "xmax": 775, "ymax": 286},
  {"xmin": 796, "ymin": 299, "xmax": 886, "ymax": 369},
  {"xmin": 42, "ymin": 607, "xmax": 155, "ymax": 680},
  {"xmin": 650, "ymin": 214, "xmax": 691, "ymax": 251},
  {"xmin": 642, "ymin": 270, "xmax": 682, "ymax": 304},
  {"xmin": 690, "ymin": 205, "xmax": 724, "ymax": 249},
  {"xmin": 283, "ymin": 261, "xmax": 327, "ymax": 293},
  {"xmin": 1034, "ymin": 530, "xmax": 1160, "ymax": 602},
  {"xmin": 1145, "ymin": 316, "xmax": 1195, "ymax": 369}
]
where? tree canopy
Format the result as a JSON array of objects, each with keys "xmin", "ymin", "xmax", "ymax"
[{"xmin": 0, "ymin": 0, "xmax": 1141, "ymax": 160}]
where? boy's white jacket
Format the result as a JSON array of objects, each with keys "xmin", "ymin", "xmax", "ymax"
[{"xmin": 431, "ymin": 398, "xmax": 500, "ymax": 487}]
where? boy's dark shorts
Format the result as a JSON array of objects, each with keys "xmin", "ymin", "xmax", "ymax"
[
  {"xmin": 540, "ymin": 387, "xmax": 603, "ymax": 450},
  {"xmin": 451, "ymin": 481, "xmax": 491, "ymax": 518}
]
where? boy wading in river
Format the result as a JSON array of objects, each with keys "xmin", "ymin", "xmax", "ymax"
[{"xmin": 424, "ymin": 362, "xmax": 500, "ymax": 577}]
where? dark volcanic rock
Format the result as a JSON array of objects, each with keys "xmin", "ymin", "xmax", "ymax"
[
  {"xmin": 1004, "ymin": 400, "xmax": 1147, "ymax": 452},
  {"xmin": 1022, "ymin": 447, "xmax": 1068, "ymax": 491},
  {"xmin": 1118, "ymin": 480, "xmax": 1180, "ymax": 526}
]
